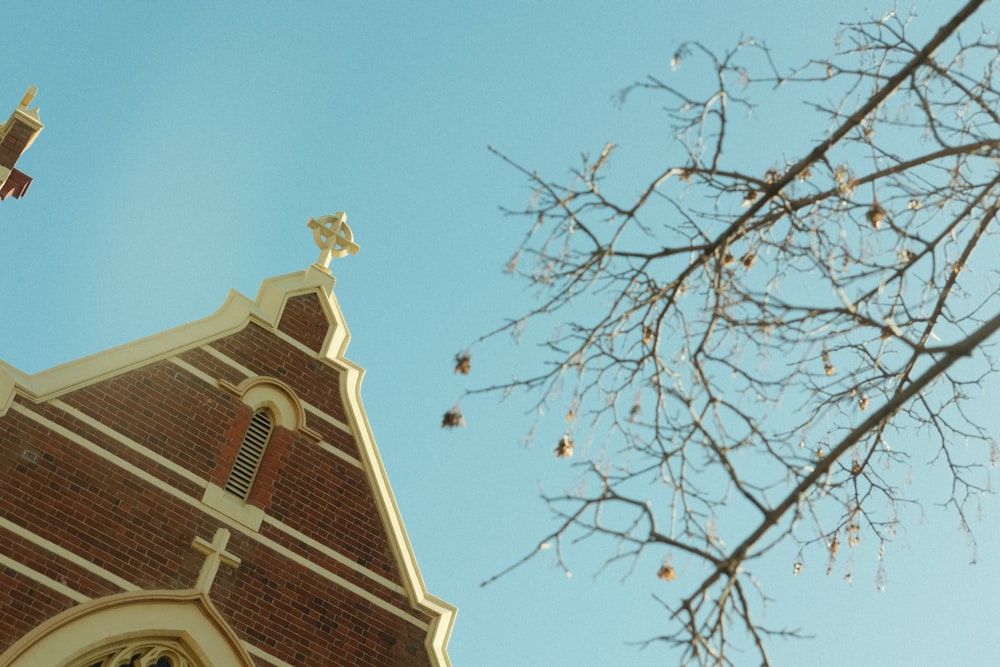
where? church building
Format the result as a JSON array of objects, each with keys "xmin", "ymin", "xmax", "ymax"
[{"xmin": 0, "ymin": 214, "xmax": 455, "ymax": 666}]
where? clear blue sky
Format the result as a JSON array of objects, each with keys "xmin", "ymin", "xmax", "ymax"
[{"xmin": 3, "ymin": 2, "xmax": 998, "ymax": 665}]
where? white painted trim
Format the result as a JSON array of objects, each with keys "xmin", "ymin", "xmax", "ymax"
[
  {"xmin": 195, "ymin": 345, "xmax": 355, "ymax": 435},
  {"xmin": 0, "ymin": 515, "xmax": 139, "ymax": 592},
  {"xmin": 0, "ymin": 553, "xmax": 89, "ymax": 604},
  {"xmin": 169, "ymin": 354, "xmax": 221, "ymax": 391},
  {"xmin": 0, "ymin": 267, "xmax": 454, "ymax": 663},
  {"xmin": 261, "ymin": 515, "xmax": 406, "ymax": 596},
  {"xmin": 0, "ymin": 289, "xmax": 259, "ymax": 411},
  {"xmin": 9, "ymin": 403, "xmax": 428, "ymax": 628},
  {"xmin": 0, "ymin": 590, "xmax": 254, "ymax": 667},
  {"xmin": 12, "ymin": 401, "xmax": 198, "ymax": 503},
  {"xmin": 198, "ymin": 314, "xmax": 459, "ymax": 661},
  {"xmin": 10, "ymin": 104, "xmax": 44, "ymax": 137},
  {"xmin": 241, "ymin": 642, "xmax": 298, "ymax": 667},
  {"xmin": 200, "ymin": 483, "xmax": 265, "ymax": 532},
  {"xmin": 0, "ymin": 536, "xmax": 348, "ymax": 667},
  {"xmin": 50, "ymin": 399, "xmax": 206, "ymax": 488},
  {"xmin": 314, "ymin": 437, "xmax": 364, "ymax": 469},
  {"xmin": 197, "ymin": 343, "xmax": 257, "ymax": 378},
  {"xmin": 231, "ymin": 379, "xmax": 304, "ymax": 431},
  {"xmin": 245, "ymin": 514, "xmax": 429, "ymax": 630},
  {"xmin": 272, "ymin": 323, "xmax": 337, "ymax": 365},
  {"xmin": 171, "ymin": 350, "xmax": 362, "ymax": 468},
  {"xmin": 0, "ymin": 270, "xmax": 343, "ymax": 411},
  {"xmin": 46, "ymin": 397, "xmax": 384, "ymax": 590},
  {"xmin": 338, "ymin": 363, "xmax": 458, "ymax": 665}
]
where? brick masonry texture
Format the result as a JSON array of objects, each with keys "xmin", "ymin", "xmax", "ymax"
[
  {"xmin": 278, "ymin": 293, "xmax": 331, "ymax": 353},
  {"xmin": 0, "ymin": 287, "xmax": 438, "ymax": 666},
  {"xmin": 0, "ymin": 118, "xmax": 33, "ymax": 169},
  {"xmin": 209, "ymin": 323, "xmax": 350, "ymax": 426}
]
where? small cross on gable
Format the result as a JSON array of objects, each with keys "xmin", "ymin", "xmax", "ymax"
[{"xmin": 191, "ymin": 528, "xmax": 241, "ymax": 595}]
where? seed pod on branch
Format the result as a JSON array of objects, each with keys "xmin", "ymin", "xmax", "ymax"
[
  {"xmin": 464, "ymin": 4, "xmax": 1000, "ymax": 662},
  {"xmin": 867, "ymin": 196, "xmax": 886, "ymax": 229},
  {"xmin": 555, "ymin": 434, "xmax": 575, "ymax": 458},
  {"xmin": 441, "ymin": 405, "xmax": 466, "ymax": 428},
  {"xmin": 454, "ymin": 351, "xmax": 472, "ymax": 375}
]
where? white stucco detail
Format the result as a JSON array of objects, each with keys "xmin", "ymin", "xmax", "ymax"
[{"xmin": 200, "ymin": 483, "xmax": 265, "ymax": 531}]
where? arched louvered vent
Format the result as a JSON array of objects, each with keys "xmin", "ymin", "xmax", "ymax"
[{"xmin": 224, "ymin": 408, "xmax": 274, "ymax": 500}]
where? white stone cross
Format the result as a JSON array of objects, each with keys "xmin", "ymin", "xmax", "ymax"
[
  {"xmin": 308, "ymin": 212, "xmax": 360, "ymax": 271},
  {"xmin": 192, "ymin": 528, "xmax": 241, "ymax": 594}
]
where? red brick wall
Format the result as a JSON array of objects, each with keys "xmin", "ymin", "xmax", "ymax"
[
  {"xmin": 0, "ymin": 300, "xmax": 438, "ymax": 665},
  {"xmin": 0, "ymin": 572, "xmax": 68, "ymax": 643},
  {"xmin": 278, "ymin": 293, "xmax": 330, "ymax": 353},
  {"xmin": 208, "ymin": 323, "xmax": 350, "ymax": 426},
  {"xmin": 0, "ymin": 117, "xmax": 35, "ymax": 170}
]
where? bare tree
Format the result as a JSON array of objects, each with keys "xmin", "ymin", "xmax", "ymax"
[{"xmin": 452, "ymin": 1, "xmax": 1000, "ymax": 664}]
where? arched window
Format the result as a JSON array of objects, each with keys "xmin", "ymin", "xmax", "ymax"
[
  {"xmin": 223, "ymin": 408, "xmax": 274, "ymax": 500},
  {"xmin": 80, "ymin": 642, "xmax": 186, "ymax": 666},
  {"xmin": 202, "ymin": 377, "xmax": 316, "ymax": 531},
  {"xmin": 0, "ymin": 591, "xmax": 255, "ymax": 667}
]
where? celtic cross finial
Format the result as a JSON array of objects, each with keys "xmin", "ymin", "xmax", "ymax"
[{"xmin": 308, "ymin": 212, "xmax": 359, "ymax": 272}]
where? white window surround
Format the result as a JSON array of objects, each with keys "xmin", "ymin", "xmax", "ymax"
[
  {"xmin": 218, "ymin": 376, "xmax": 319, "ymax": 436},
  {"xmin": 201, "ymin": 482, "xmax": 265, "ymax": 531},
  {"xmin": 201, "ymin": 377, "xmax": 318, "ymax": 532}
]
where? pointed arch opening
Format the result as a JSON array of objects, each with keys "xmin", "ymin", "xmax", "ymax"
[
  {"xmin": 75, "ymin": 638, "xmax": 197, "ymax": 667},
  {"xmin": 0, "ymin": 590, "xmax": 254, "ymax": 667}
]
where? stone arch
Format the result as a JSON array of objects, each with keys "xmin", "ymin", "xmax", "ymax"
[
  {"xmin": 232, "ymin": 376, "xmax": 306, "ymax": 432},
  {"xmin": 71, "ymin": 637, "xmax": 199, "ymax": 667},
  {"xmin": 0, "ymin": 590, "xmax": 254, "ymax": 667}
]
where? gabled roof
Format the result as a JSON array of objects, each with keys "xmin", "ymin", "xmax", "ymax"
[{"xmin": 0, "ymin": 262, "xmax": 456, "ymax": 666}]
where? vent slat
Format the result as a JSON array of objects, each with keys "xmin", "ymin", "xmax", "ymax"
[{"xmin": 224, "ymin": 409, "xmax": 274, "ymax": 500}]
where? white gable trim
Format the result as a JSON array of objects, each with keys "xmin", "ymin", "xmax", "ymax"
[
  {"xmin": 0, "ymin": 265, "xmax": 456, "ymax": 666},
  {"xmin": 0, "ymin": 267, "xmax": 344, "ymax": 414}
]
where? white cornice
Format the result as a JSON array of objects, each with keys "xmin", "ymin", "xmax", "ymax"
[{"xmin": 0, "ymin": 267, "xmax": 346, "ymax": 414}]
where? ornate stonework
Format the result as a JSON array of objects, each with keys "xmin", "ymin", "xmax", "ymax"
[
  {"xmin": 307, "ymin": 212, "xmax": 359, "ymax": 271},
  {"xmin": 78, "ymin": 639, "xmax": 196, "ymax": 667}
]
